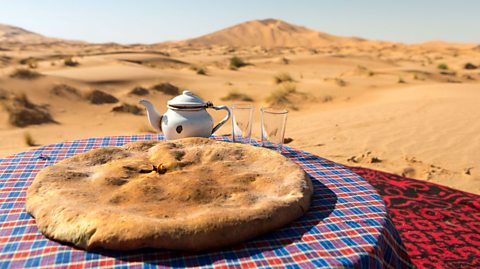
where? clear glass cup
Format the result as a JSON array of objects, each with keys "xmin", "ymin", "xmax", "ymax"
[
  {"xmin": 231, "ymin": 104, "xmax": 254, "ymax": 143},
  {"xmin": 261, "ymin": 107, "xmax": 288, "ymax": 151}
]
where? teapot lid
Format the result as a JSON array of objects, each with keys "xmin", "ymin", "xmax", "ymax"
[{"xmin": 167, "ymin": 90, "xmax": 207, "ymax": 108}]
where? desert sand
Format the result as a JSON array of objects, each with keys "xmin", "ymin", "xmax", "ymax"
[{"xmin": 1, "ymin": 19, "xmax": 479, "ymax": 194}]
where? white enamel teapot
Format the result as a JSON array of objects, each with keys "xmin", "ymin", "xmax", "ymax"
[{"xmin": 139, "ymin": 90, "xmax": 231, "ymax": 140}]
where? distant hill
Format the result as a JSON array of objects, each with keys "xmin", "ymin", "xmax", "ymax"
[
  {"xmin": 1, "ymin": 20, "xmax": 475, "ymax": 49},
  {"xmin": 0, "ymin": 24, "xmax": 62, "ymax": 44},
  {"xmin": 165, "ymin": 19, "xmax": 371, "ymax": 48},
  {"xmin": 415, "ymin": 40, "xmax": 477, "ymax": 49}
]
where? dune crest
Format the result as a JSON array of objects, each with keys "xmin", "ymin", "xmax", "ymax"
[
  {"xmin": 167, "ymin": 19, "xmax": 371, "ymax": 48},
  {"xmin": 0, "ymin": 24, "xmax": 59, "ymax": 44}
]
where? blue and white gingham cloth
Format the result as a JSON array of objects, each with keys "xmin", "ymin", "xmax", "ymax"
[{"xmin": 0, "ymin": 135, "xmax": 414, "ymax": 268}]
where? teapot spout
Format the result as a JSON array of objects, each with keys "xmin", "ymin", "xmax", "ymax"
[{"xmin": 139, "ymin": 100, "xmax": 162, "ymax": 133}]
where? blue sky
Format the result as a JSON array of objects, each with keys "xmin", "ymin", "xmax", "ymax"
[{"xmin": 0, "ymin": 0, "xmax": 479, "ymax": 44}]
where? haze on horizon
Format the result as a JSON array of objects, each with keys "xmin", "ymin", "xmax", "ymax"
[{"xmin": 0, "ymin": 0, "xmax": 479, "ymax": 44}]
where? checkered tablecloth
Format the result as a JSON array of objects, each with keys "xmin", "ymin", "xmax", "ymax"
[{"xmin": 0, "ymin": 135, "xmax": 414, "ymax": 268}]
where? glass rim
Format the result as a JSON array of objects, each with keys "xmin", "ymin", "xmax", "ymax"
[
  {"xmin": 231, "ymin": 103, "xmax": 255, "ymax": 109},
  {"xmin": 260, "ymin": 107, "xmax": 288, "ymax": 114}
]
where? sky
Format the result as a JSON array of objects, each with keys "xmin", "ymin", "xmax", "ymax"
[{"xmin": 0, "ymin": 0, "xmax": 479, "ymax": 44}]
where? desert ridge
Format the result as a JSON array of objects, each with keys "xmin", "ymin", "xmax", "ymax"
[
  {"xmin": 0, "ymin": 19, "xmax": 479, "ymax": 194},
  {"xmin": 167, "ymin": 19, "xmax": 373, "ymax": 48}
]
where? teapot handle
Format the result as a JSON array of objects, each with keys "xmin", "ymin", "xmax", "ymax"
[{"xmin": 210, "ymin": 105, "xmax": 231, "ymax": 135}]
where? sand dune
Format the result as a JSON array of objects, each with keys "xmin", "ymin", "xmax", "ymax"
[
  {"xmin": 287, "ymin": 84, "xmax": 480, "ymax": 194},
  {"xmin": 43, "ymin": 64, "xmax": 164, "ymax": 84},
  {"xmin": 1, "ymin": 19, "xmax": 479, "ymax": 194},
  {"xmin": 164, "ymin": 19, "xmax": 375, "ymax": 48},
  {"xmin": 0, "ymin": 24, "xmax": 70, "ymax": 44}
]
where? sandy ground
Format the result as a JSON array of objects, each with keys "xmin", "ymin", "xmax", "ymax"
[{"xmin": 1, "ymin": 37, "xmax": 479, "ymax": 194}]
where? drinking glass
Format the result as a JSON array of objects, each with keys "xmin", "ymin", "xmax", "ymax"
[
  {"xmin": 231, "ymin": 104, "xmax": 254, "ymax": 143},
  {"xmin": 261, "ymin": 107, "xmax": 288, "ymax": 151}
]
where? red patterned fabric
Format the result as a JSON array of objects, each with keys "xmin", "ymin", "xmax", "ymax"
[{"xmin": 349, "ymin": 166, "xmax": 480, "ymax": 269}]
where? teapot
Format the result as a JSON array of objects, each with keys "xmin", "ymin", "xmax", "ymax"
[{"xmin": 139, "ymin": 90, "xmax": 231, "ymax": 140}]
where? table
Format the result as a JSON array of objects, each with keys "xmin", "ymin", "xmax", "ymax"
[{"xmin": 0, "ymin": 135, "xmax": 414, "ymax": 268}]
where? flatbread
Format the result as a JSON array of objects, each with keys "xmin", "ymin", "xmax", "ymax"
[{"xmin": 26, "ymin": 138, "xmax": 313, "ymax": 251}]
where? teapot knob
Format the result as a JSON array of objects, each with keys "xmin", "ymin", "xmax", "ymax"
[{"xmin": 183, "ymin": 90, "xmax": 193, "ymax": 96}]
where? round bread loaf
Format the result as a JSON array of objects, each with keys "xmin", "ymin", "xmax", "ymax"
[{"xmin": 26, "ymin": 138, "xmax": 313, "ymax": 251}]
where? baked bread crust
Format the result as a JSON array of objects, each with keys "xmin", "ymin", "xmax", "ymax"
[{"xmin": 26, "ymin": 138, "xmax": 313, "ymax": 251}]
